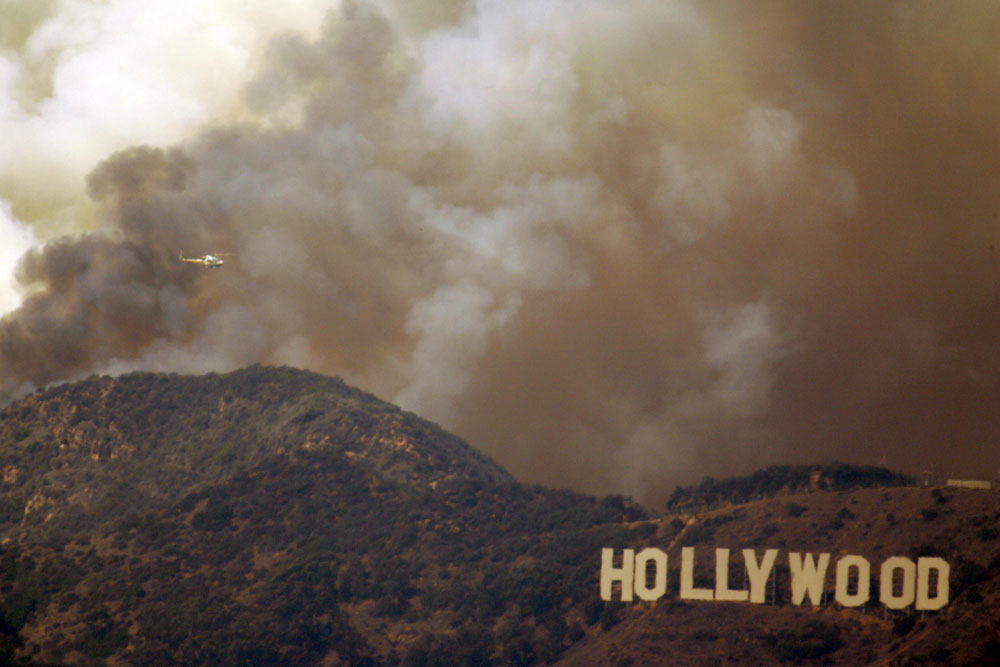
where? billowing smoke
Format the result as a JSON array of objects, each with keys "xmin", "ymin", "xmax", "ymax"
[
  {"xmin": 0, "ymin": 200, "xmax": 37, "ymax": 316},
  {"xmin": 2, "ymin": 0, "xmax": 999, "ymax": 504}
]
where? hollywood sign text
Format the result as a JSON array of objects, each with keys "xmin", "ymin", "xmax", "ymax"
[{"xmin": 600, "ymin": 547, "xmax": 950, "ymax": 610}]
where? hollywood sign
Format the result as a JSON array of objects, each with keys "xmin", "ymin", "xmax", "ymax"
[{"xmin": 600, "ymin": 547, "xmax": 950, "ymax": 610}]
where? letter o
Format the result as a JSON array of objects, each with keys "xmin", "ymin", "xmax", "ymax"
[
  {"xmin": 880, "ymin": 557, "xmax": 916, "ymax": 610},
  {"xmin": 835, "ymin": 555, "xmax": 870, "ymax": 607},
  {"xmin": 633, "ymin": 548, "xmax": 667, "ymax": 601}
]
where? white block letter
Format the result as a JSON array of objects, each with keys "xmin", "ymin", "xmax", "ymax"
[
  {"xmin": 916, "ymin": 557, "xmax": 950, "ymax": 611},
  {"xmin": 789, "ymin": 552, "xmax": 830, "ymax": 607},
  {"xmin": 634, "ymin": 548, "xmax": 668, "ymax": 601},
  {"xmin": 715, "ymin": 548, "xmax": 749, "ymax": 601},
  {"xmin": 743, "ymin": 548, "xmax": 778, "ymax": 604},
  {"xmin": 835, "ymin": 555, "xmax": 870, "ymax": 607},
  {"xmin": 601, "ymin": 548, "xmax": 634, "ymax": 601},
  {"xmin": 680, "ymin": 547, "xmax": 714, "ymax": 600},
  {"xmin": 880, "ymin": 557, "xmax": 916, "ymax": 610}
]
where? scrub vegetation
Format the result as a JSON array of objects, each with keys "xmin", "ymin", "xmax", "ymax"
[{"xmin": 0, "ymin": 366, "xmax": 995, "ymax": 665}]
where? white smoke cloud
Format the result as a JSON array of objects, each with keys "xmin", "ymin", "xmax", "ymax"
[
  {"xmin": 702, "ymin": 301, "xmax": 785, "ymax": 417},
  {"xmin": 743, "ymin": 106, "xmax": 803, "ymax": 192},
  {"xmin": 616, "ymin": 300, "xmax": 785, "ymax": 498},
  {"xmin": 396, "ymin": 282, "xmax": 522, "ymax": 422},
  {"xmin": 416, "ymin": 0, "xmax": 580, "ymax": 136},
  {"xmin": 0, "ymin": 199, "xmax": 38, "ymax": 316},
  {"xmin": 0, "ymin": 0, "xmax": 335, "ymax": 230},
  {"xmin": 654, "ymin": 143, "xmax": 734, "ymax": 246}
]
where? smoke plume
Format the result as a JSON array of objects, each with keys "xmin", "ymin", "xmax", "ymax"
[{"xmin": 2, "ymin": 0, "xmax": 999, "ymax": 504}]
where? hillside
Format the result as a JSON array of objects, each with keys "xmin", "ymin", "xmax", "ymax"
[
  {"xmin": 0, "ymin": 366, "xmax": 995, "ymax": 665},
  {"xmin": 557, "ymin": 485, "xmax": 1000, "ymax": 666},
  {"xmin": 0, "ymin": 366, "xmax": 650, "ymax": 664}
]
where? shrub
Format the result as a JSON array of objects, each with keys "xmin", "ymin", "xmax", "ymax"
[
  {"xmin": 583, "ymin": 599, "xmax": 603, "ymax": 626},
  {"xmin": 679, "ymin": 514, "xmax": 734, "ymax": 546},
  {"xmin": 599, "ymin": 603, "xmax": 621, "ymax": 632},
  {"xmin": 78, "ymin": 608, "xmax": 128, "ymax": 658},
  {"xmin": 892, "ymin": 614, "xmax": 916, "ymax": 635},
  {"xmin": 692, "ymin": 628, "xmax": 718, "ymax": 641},
  {"xmin": 785, "ymin": 503, "xmax": 807, "ymax": 518},
  {"xmin": 773, "ymin": 620, "xmax": 843, "ymax": 662},
  {"xmin": 192, "ymin": 499, "xmax": 234, "ymax": 531}
]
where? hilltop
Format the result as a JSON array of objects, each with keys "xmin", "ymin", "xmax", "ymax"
[
  {"xmin": 0, "ymin": 366, "xmax": 995, "ymax": 665},
  {"xmin": 665, "ymin": 463, "xmax": 916, "ymax": 513}
]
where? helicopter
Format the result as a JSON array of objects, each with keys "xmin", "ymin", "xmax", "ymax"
[{"xmin": 178, "ymin": 251, "xmax": 232, "ymax": 268}]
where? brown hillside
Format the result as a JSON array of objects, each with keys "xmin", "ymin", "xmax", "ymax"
[
  {"xmin": 0, "ymin": 366, "xmax": 995, "ymax": 665},
  {"xmin": 556, "ymin": 486, "xmax": 1000, "ymax": 666},
  {"xmin": 0, "ymin": 366, "xmax": 651, "ymax": 664}
]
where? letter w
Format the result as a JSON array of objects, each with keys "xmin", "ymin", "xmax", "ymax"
[{"xmin": 789, "ymin": 552, "xmax": 830, "ymax": 607}]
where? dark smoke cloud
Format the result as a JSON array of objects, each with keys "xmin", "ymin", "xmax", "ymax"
[{"xmin": 2, "ymin": 0, "xmax": 999, "ymax": 504}]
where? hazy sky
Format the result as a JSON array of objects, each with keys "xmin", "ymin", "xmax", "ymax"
[{"xmin": 1, "ymin": 0, "xmax": 998, "ymax": 504}]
